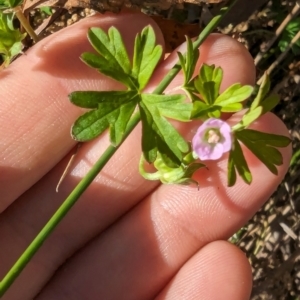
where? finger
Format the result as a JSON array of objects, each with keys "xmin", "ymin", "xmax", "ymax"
[
  {"xmin": 35, "ymin": 114, "xmax": 291, "ymax": 299},
  {"xmin": 0, "ymin": 25, "xmax": 257, "ymax": 300},
  {"xmin": 155, "ymin": 241, "xmax": 252, "ymax": 300},
  {"xmin": 0, "ymin": 11, "xmax": 164, "ymax": 212},
  {"xmin": 150, "ymin": 33, "xmax": 256, "ymax": 92}
]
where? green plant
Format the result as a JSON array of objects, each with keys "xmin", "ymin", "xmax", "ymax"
[
  {"xmin": 278, "ymin": 17, "xmax": 300, "ymax": 55},
  {"xmin": 0, "ymin": 10, "xmax": 25, "ymax": 66},
  {"xmin": 0, "ymin": 0, "xmax": 38, "ymax": 67}
]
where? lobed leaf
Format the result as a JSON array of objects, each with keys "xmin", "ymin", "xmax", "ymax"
[
  {"xmin": 193, "ymin": 64, "xmax": 222, "ymax": 105},
  {"xmin": 235, "ymin": 129, "xmax": 291, "ymax": 175}
]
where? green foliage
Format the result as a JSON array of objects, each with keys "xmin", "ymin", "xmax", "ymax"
[
  {"xmin": 184, "ymin": 63, "xmax": 253, "ymax": 119},
  {"xmin": 228, "ymin": 128, "xmax": 291, "ymax": 186},
  {"xmin": 71, "ymin": 30, "xmax": 291, "ymax": 186},
  {"xmin": 228, "ymin": 137, "xmax": 252, "ymax": 187},
  {"xmin": 132, "ymin": 26, "xmax": 163, "ymax": 90},
  {"xmin": 233, "ymin": 74, "xmax": 279, "ymax": 131},
  {"xmin": 71, "ymin": 25, "xmax": 191, "ymax": 169},
  {"xmin": 236, "ymin": 129, "xmax": 290, "ymax": 175},
  {"xmin": 0, "ymin": 0, "xmax": 23, "ymax": 9},
  {"xmin": 82, "ymin": 26, "xmax": 162, "ymax": 90},
  {"xmin": 227, "ymin": 74, "xmax": 291, "ymax": 185},
  {"xmin": 0, "ymin": 11, "xmax": 25, "ymax": 66},
  {"xmin": 177, "ymin": 36, "xmax": 199, "ymax": 85},
  {"xmin": 278, "ymin": 17, "xmax": 300, "ymax": 55},
  {"xmin": 39, "ymin": 6, "xmax": 53, "ymax": 16}
]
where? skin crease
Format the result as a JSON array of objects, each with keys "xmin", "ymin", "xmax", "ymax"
[{"xmin": 0, "ymin": 11, "xmax": 292, "ymax": 300}]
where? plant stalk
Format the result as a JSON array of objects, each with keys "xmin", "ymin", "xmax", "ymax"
[
  {"xmin": 13, "ymin": 6, "xmax": 39, "ymax": 43},
  {"xmin": 0, "ymin": 0, "xmax": 237, "ymax": 296}
]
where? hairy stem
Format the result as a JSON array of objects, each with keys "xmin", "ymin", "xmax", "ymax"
[{"xmin": 0, "ymin": 0, "xmax": 237, "ymax": 296}]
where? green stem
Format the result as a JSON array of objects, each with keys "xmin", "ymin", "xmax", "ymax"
[
  {"xmin": 0, "ymin": 0, "xmax": 237, "ymax": 297},
  {"xmin": 13, "ymin": 6, "xmax": 39, "ymax": 43}
]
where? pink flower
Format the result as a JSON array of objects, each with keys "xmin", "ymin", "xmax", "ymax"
[{"xmin": 192, "ymin": 118, "xmax": 232, "ymax": 161}]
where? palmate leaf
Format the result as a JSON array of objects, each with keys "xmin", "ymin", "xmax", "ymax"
[
  {"xmin": 191, "ymin": 83, "xmax": 252, "ymax": 119},
  {"xmin": 71, "ymin": 25, "xmax": 166, "ymax": 147},
  {"xmin": 190, "ymin": 64, "xmax": 253, "ymax": 120},
  {"xmin": 235, "ymin": 129, "xmax": 291, "ymax": 175},
  {"xmin": 228, "ymin": 129, "xmax": 290, "ymax": 186},
  {"xmin": 194, "ymin": 64, "xmax": 223, "ymax": 105},
  {"xmin": 71, "ymin": 26, "xmax": 192, "ymax": 172},
  {"xmin": 70, "ymin": 90, "xmax": 138, "ymax": 145}
]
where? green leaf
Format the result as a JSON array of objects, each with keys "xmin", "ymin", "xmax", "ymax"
[
  {"xmin": 251, "ymin": 74, "xmax": 270, "ymax": 110},
  {"xmin": 39, "ymin": 6, "xmax": 53, "ymax": 15},
  {"xmin": 236, "ymin": 129, "xmax": 291, "ymax": 147},
  {"xmin": 82, "ymin": 27, "xmax": 137, "ymax": 89},
  {"xmin": 279, "ymin": 18, "xmax": 300, "ymax": 55},
  {"xmin": 178, "ymin": 36, "xmax": 199, "ymax": 85},
  {"xmin": 193, "ymin": 64, "xmax": 223, "ymax": 105},
  {"xmin": 261, "ymin": 94, "xmax": 279, "ymax": 114},
  {"xmin": 0, "ymin": 11, "xmax": 25, "ymax": 66},
  {"xmin": 71, "ymin": 91, "xmax": 138, "ymax": 145},
  {"xmin": 190, "ymin": 64, "xmax": 252, "ymax": 120},
  {"xmin": 132, "ymin": 26, "xmax": 163, "ymax": 90},
  {"xmin": 235, "ymin": 129, "xmax": 291, "ymax": 175},
  {"xmin": 237, "ymin": 107, "xmax": 262, "ymax": 130},
  {"xmin": 219, "ymin": 103, "xmax": 243, "ymax": 112},
  {"xmin": 233, "ymin": 75, "xmax": 279, "ymax": 131},
  {"xmin": 191, "ymin": 100, "xmax": 220, "ymax": 119},
  {"xmin": 139, "ymin": 93, "xmax": 191, "ymax": 166},
  {"xmin": 214, "ymin": 83, "xmax": 253, "ymax": 106},
  {"xmin": 69, "ymin": 90, "xmax": 137, "ymax": 108},
  {"xmin": 228, "ymin": 138, "xmax": 252, "ymax": 186},
  {"xmin": 0, "ymin": 0, "xmax": 22, "ymax": 8},
  {"xmin": 142, "ymin": 93, "xmax": 192, "ymax": 121}
]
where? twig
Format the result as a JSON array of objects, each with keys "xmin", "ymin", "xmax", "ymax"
[
  {"xmin": 254, "ymin": 1, "xmax": 300, "ymax": 66},
  {"xmin": 257, "ymin": 29, "xmax": 300, "ymax": 85},
  {"xmin": 13, "ymin": 6, "xmax": 39, "ymax": 43}
]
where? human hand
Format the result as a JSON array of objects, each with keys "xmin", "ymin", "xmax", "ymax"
[{"xmin": 0, "ymin": 12, "xmax": 292, "ymax": 300}]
